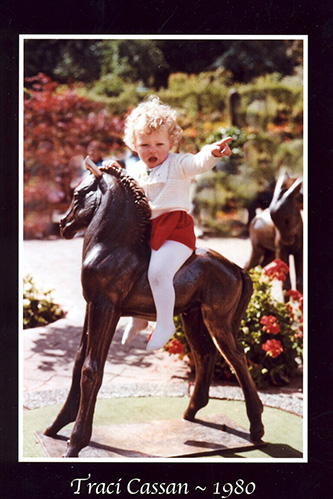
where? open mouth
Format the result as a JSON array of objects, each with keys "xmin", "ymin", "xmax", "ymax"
[{"xmin": 148, "ymin": 156, "xmax": 158, "ymax": 163}]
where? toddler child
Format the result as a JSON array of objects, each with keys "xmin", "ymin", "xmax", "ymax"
[{"xmin": 121, "ymin": 96, "xmax": 232, "ymax": 350}]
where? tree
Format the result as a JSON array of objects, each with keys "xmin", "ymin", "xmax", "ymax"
[
  {"xmin": 24, "ymin": 39, "xmax": 103, "ymax": 83},
  {"xmin": 156, "ymin": 39, "xmax": 227, "ymax": 74},
  {"xmin": 24, "ymin": 38, "xmax": 302, "ymax": 88},
  {"xmin": 99, "ymin": 39, "xmax": 168, "ymax": 88},
  {"xmin": 24, "ymin": 39, "xmax": 63, "ymax": 80},
  {"xmin": 24, "ymin": 73, "xmax": 124, "ymax": 238},
  {"xmin": 211, "ymin": 40, "xmax": 300, "ymax": 83}
]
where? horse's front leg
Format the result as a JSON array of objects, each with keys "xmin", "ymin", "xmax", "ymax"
[
  {"xmin": 44, "ymin": 308, "xmax": 89, "ymax": 437},
  {"xmin": 294, "ymin": 248, "xmax": 303, "ymax": 294},
  {"xmin": 244, "ymin": 236, "xmax": 265, "ymax": 270},
  {"xmin": 64, "ymin": 299, "xmax": 120, "ymax": 458}
]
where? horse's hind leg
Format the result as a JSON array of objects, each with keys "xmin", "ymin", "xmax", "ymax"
[
  {"xmin": 202, "ymin": 308, "xmax": 264, "ymax": 442},
  {"xmin": 44, "ymin": 308, "xmax": 89, "ymax": 437},
  {"xmin": 64, "ymin": 300, "xmax": 120, "ymax": 457},
  {"xmin": 181, "ymin": 306, "xmax": 216, "ymax": 421}
]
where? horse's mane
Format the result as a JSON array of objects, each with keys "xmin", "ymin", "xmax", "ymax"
[{"xmin": 100, "ymin": 163, "xmax": 151, "ymax": 244}]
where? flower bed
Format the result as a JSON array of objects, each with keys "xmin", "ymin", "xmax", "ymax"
[{"xmin": 165, "ymin": 259, "xmax": 303, "ymax": 389}]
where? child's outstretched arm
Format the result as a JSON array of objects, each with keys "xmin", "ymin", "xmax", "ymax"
[
  {"xmin": 177, "ymin": 135, "xmax": 233, "ymax": 177},
  {"xmin": 210, "ymin": 136, "xmax": 233, "ymax": 158}
]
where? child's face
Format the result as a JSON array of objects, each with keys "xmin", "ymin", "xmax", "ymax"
[{"xmin": 135, "ymin": 129, "xmax": 172, "ymax": 169}]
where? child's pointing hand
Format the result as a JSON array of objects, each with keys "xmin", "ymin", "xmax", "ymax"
[{"xmin": 211, "ymin": 136, "xmax": 232, "ymax": 158}]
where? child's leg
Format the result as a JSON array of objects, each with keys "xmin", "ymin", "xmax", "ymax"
[
  {"xmin": 122, "ymin": 317, "xmax": 149, "ymax": 345},
  {"xmin": 147, "ymin": 240, "xmax": 193, "ymax": 350}
]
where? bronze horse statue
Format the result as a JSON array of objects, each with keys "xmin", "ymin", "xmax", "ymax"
[
  {"xmin": 44, "ymin": 158, "xmax": 264, "ymax": 457},
  {"xmin": 245, "ymin": 171, "xmax": 303, "ymax": 293}
]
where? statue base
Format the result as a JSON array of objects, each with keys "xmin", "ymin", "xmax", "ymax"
[{"xmin": 36, "ymin": 413, "xmax": 265, "ymax": 458}]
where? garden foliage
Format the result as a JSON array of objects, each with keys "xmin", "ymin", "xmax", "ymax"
[
  {"xmin": 24, "ymin": 39, "xmax": 302, "ymax": 87},
  {"xmin": 23, "ymin": 275, "xmax": 66, "ymax": 329},
  {"xmin": 165, "ymin": 260, "xmax": 303, "ymax": 389},
  {"xmin": 24, "ymin": 46, "xmax": 303, "ymax": 239},
  {"xmin": 24, "ymin": 73, "xmax": 124, "ymax": 238}
]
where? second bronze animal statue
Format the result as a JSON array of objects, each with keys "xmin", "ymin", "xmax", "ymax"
[
  {"xmin": 245, "ymin": 171, "xmax": 303, "ymax": 294},
  {"xmin": 44, "ymin": 157, "xmax": 264, "ymax": 457}
]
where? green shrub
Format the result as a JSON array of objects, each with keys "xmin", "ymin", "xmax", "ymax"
[
  {"xmin": 94, "ymin": 74, "xmax": 126, "ymax": 97},
  {"xmin": 242, "ymin": 132, "xmax": 280, "ymax": 169},
  {"xmin": 165, "ymin": 260, "xmax": 303, "ymax": 389},
  {"xmin": 273, "ymin": 139, "xmax": 303, "ymax": 172},
  {"xmin": 206, "ymin": 125, "xmax": 253, "ymax": 153},
  {"xmin": 237, "ymin": 73, "xmax": 303, "ymax": 133},
  {"xmin": 239, "ymin": 73, "xmax": 302, "ymax": 108},
  {"xmin": 157, "ymin": 72, "xmax": 229, "ymax": 119},
  {"xmin": 23, "ymin": 275, "xmax": 66, "ymax": 329},
  {"xmin": 77, "ymin": 82, "xmax": 140, "ymax": 116}
]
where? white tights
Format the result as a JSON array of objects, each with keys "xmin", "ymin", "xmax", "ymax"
[{"xmin": 122, "ymin": 240, "xmax": 193, "ymax": 349}]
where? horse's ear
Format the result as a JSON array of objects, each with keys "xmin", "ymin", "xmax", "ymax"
[
  {"xmin": 85, "ymin": 156, "xmax": 103, "ymax": 178},
  {"xmin": 270, "ymin": 170, "xmax": 289, "ymax": 207},
  {"xmin": 284, "ymin": 176, "xmax": 303, "ymax": 199}
]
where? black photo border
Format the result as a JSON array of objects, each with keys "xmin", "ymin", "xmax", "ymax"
[{"xmin": 1, "ymin": 1, "xmax": 332, "ymax": 497}]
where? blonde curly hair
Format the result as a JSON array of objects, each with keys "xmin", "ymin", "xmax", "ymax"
[{"xmin": 123, "ymin": 96, "xmax": 183, "ymax": 152}]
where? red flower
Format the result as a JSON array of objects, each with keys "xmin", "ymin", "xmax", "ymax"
[
  {"xmin": 262, "ymin": 339, "xmax": 284, "ymax": 358},
  {"xmin": 286, "ymin": 303, "xmax": 295, "ymax": 320},
  {"xmin": 287, "ymin": 289, "xmax": 302, "ymax": 301},
  {"xmin": 287, "ymin": 289, "xmax": 303, "ymax": 312},
  {"xmin": 165, "ymin": 338, "xmax": 185, "ymax": 356},
  {"xmin": 260, "ymin": 315, "xmax": 281, "ymax": 334},
  {"xmin": 264, "ymin": 259, "xmax": 289, "ymax": 281}
]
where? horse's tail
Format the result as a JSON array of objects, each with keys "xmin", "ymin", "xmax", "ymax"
[{"xmin": 231, "ymin": 268, "xmax": 253, "ymax": 336}]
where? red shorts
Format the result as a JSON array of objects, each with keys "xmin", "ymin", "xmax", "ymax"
[{"xmin": 150, "ymin": 211, "xmax": 196, "ymax": 251}]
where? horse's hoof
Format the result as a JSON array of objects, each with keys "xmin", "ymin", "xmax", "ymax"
[
  {"xmin": 63, "ymin": 445, "xmax": 79, "ymax": 457},
  {"xmin": 44, "ymin": 426, "xmax": 57, "ymax": 437},
  {"xmin": 62, "ymin": 452, "xmax": 78, "ymax": 458},
  {"xmin": 183, "ymin": 409, "xmax": 196, "ymax": 421},
  {"xmin": 250, "ymin": 424, "xmax": 265, "ymax": 442},
  {"xmin": 62, "ymin": 452, "xmax": 78, "ymax": 457}
]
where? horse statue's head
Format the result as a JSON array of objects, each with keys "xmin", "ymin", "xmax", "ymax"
[
  {"xmin": 59, "ymin": 157, "xmax": 108, "ymax": 239},
  {"xmin": 269, "ymin": 171, "xmax": 303, "ymax": 246},
  {"xmin": 60, "ymin": 156, "xmax": 151, "ymax": 245}
]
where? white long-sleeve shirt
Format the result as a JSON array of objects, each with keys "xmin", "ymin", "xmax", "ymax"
[{"xmin": 133, "ymin": 145, "xmax": 219, "ymax": 219}]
